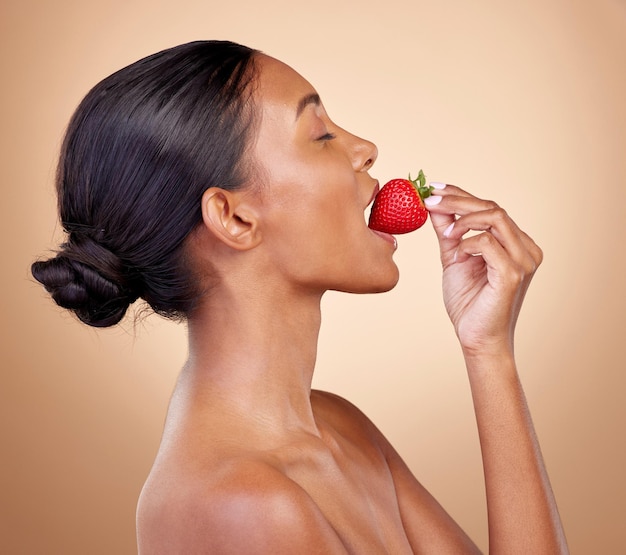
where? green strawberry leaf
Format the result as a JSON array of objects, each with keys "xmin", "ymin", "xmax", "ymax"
[{"xmin": 408, "ymin": 169, "xmax": 432, "ymax": 200}]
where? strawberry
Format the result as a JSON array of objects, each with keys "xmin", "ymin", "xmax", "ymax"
[{"xmin": 368, "ymin": 170, "xmax": 433, "ymax": 234}]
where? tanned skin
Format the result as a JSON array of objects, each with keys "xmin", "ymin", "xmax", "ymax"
[{"xmin": 136, "ymin": 55, "xmax": 568, "ymax": 554}]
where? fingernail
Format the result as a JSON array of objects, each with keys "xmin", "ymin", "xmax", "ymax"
[
  {"xmin": 424, "ymin": 195, "xmax": 442, "ymax": 207},
  {"xmin": 430, "ymin": 182, "xmax": 447, "ymax": 190},
  {"xmin": 443, "ymin": 222, "xmax": 455, "ymax": 238}
]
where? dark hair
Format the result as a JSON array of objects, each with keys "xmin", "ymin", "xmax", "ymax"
[{"xmin": 31, "ymin": 40, "xmax": 258, "ymax": 327}]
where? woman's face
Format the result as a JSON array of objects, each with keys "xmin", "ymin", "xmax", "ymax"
[{"xmin": 247, "ymin": 54, "xmax": 399, "ymax": 295}]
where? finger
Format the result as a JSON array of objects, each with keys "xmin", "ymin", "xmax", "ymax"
[
  {"xmin": 447, "ymin": 206, "xmax": 523, "ymax": 256},
  {"xmin": 428, "ymin": 183, "xmax": 476, "ymax": 201},
  {"xmin": 427, "ymin": 188, "xmax": 501, "ymax": 218},
  {"xmin": 426, "ymin": 185, "xmax": 503, "ymax": 267},
  {"xmin": 426, "ymin": 184, "xmax": 543, "ymax": 270},
  {"xmin": 517, "ymin": 229, "xmax": 544, "ymax": 269},
  {"xmin": 425, "ymin": 184, "xmax": 478, "ymax": 227},
  {"xmin": 454, "ymin": 231, "xmax": 541, "ymax": 308},
  {"xmin": 454, "ymin": 232, "xmax": 522, "ymax": 290},
  {"xmin": 453, "ymin": 232, "xmax": 529, "ymax": 326},
  {"xmin": 430, "ymin": 216, "xmax": 459, "ymax": 267},
  {"xmin": 449, "ymin": 209, "xmax": 542, "ymax": 273},
  {"xmin": 425, "ymin": 190, "xmax": 457, "ymax": 266},
  {"xmin": 428, "ymin": 206, "xmax": 456, "ymax": 239},
  {"xmin": 425, "ymin": 185, "xmax": 500, "ymax": 246},
  {"xmin": 429, "ymin": 190, "xmax": 542, "ymax": 271}
]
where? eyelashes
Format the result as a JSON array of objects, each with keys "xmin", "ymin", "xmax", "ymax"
[{"xmin": 317, "ymin": 132, "xmax": 336, "ymax": 141}]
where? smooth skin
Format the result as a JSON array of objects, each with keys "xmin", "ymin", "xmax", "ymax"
[{"xmin": 136, "ymin": 55, "xmax": 568, "ymax": 554}]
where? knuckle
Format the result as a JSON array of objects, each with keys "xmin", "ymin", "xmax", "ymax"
[
  {"xmin": 485, "ymin": 200, "xmax": 500, "ymax": 211},
  {"xmin": 534, "ymin": 245, "xmax": 544, "ymax": 266},
  {"xmin": 509, "ymin": 264, "xmax": 526, "ymax": 285},
  {"xmin": 515, "ymin": 255, "xmax": 540, "ymax": 282},
  {"xmin": 478, "ymin": 232, "xmax": 494, "ymax": 247},
  {"xmin": 489, "ymin": 206, "xmax": 509, "ymax": 227},
  {"xmin": 494, "ymin": 206, "xmax": 508, "ymax": 220}
]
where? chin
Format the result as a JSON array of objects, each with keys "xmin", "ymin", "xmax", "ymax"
[
  {"xmin": 333, "ymin": 265, "xmax": 400, "ymax": 295},
  {"xmin": 371, "ymin": 273, "xmax": 400, "ymax": 294}
]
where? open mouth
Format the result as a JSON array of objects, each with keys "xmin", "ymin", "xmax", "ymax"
[
  {"xmin": 365, "ymin": 181, "xmax": 397, "ymax": 249},
  {"xmin": 364, "ymin": 181, "xmax": 380, "ymax": 225}
]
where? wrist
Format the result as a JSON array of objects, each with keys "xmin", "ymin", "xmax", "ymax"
[
  {"xmin": 461, "ymin": 342, "xmax": 517, "ymax": 377},
  {"xmin": 460, "ymin": 335, "xmax": 514, "ymax": 361}
]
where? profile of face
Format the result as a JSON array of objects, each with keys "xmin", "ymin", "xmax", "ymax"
[
  {"xmin": 242, "ymin": 55, "xmax": 400, "ymax": 295},
  {"xmin": 32, "ymin": 42, "xmax": 402, "ymax": 329}
]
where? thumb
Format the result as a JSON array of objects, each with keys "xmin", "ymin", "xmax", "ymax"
[
  {"xmin": 424, "ymin": 184, "xmax": 454, "ymax": 239},
  {"xmin": 426, "ymin": 199, "xmax": 457, "ymax": 266},
  {"xmin": 428, "ymin": 208, "xmax": 455, "ymax": 239}
]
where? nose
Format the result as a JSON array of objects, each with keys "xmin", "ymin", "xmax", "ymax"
[{"xmin": 351, "ymin": 135, "xmax": 378, "ymax": 172}]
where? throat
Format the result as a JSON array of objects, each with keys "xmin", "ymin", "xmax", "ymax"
[{"xmin": 180, "ymin": 289, "xmax": 324, "ymax": 434}]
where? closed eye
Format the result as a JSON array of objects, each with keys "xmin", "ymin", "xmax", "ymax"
[{"xmin": 317, "ymin": 132, "xmax": 336, "ymax": 141}]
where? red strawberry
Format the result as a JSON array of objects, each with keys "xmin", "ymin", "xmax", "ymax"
[{"xmin": 368, "ymin": 170, "xmax": 433, "ymax": 234}]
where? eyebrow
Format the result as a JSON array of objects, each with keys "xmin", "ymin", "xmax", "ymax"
[{"xmin": 295, "ymin": 93, "xmax": 321, "ymax": 120}]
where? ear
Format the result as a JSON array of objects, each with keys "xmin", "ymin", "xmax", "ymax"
[{"xmin": 200, "ymin": 187, "xmax": 262, "ymax": 251}]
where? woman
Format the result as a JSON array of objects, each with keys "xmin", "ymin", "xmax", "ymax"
[{"xmin": 32, "ymin": 40, "xmax": 568, "ymax": 553}]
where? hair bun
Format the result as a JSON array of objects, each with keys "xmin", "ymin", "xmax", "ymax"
[{"xmin": 32, "ymin": 234, "xmax": 138, "ymax": 327}]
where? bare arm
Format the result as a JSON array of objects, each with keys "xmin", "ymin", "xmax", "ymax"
[
  {"xmin": 465, "ymin": 350, "xmax": 567, "ymax": 553},
  {"xmin": 426, "ymin": 183, "xmax": 568, "ymax": 554}
]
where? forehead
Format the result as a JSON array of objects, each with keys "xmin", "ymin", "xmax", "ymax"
[{"xmin": 253, "ymin": 54, "xmax": 317, "ymax": 111}]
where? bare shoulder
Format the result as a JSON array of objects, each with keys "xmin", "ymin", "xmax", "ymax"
[
  {"xmin": 137, "ymin": 457, "xmax": 348, "ymax": 554},
  {"xmin": 311, "ymin": 390, "xmax": 481, "ymax": 553},
  {"xmin": 310, "ymin": 389, "xmax": 366, "ymax": 416},
  {"xmin": 311, "ymin": 389, "xmax": 391, "ymax": 449}
]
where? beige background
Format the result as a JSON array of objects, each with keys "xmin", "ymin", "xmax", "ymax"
[{"xmin": 2, "ymin": 0, "xmax": 625, "ymax": 553}]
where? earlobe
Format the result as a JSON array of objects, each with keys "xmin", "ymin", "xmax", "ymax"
[{"xmin": 201, "ymin": 188, "xmax": 261, "ymax": 250}]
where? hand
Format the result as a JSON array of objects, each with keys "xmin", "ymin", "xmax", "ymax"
[{"xmin": 425, "ymin": 184, "xmax": 543, "ymax": 356}]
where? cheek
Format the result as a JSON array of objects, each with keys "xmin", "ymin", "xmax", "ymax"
[
  {"xmin": 254, "ymin": 149, "xmax": 361, "ymax": 248},
  {"xmin": 261, "ymin": 190, "xmax": 350, "ymax": 278},
  {"xmin": 267, "ymin": 170, "xmax": 340, "ymax": 228}
]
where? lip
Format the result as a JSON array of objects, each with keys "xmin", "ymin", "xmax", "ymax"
[
  {"xmin": 367, "ymin": 181, "xmax": 380, "ymax": 207},
  {"xmin": 371, "ymin": 228, "xmax": 398, "ymax": 250},
  {"xmin": 365, "ymin": 180, "xmax": 397, "ymax": 249}
]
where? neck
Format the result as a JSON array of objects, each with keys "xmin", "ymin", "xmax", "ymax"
[{"xmin": 177, "ymin": 280, "xmax": 325, "ymax": 436}]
